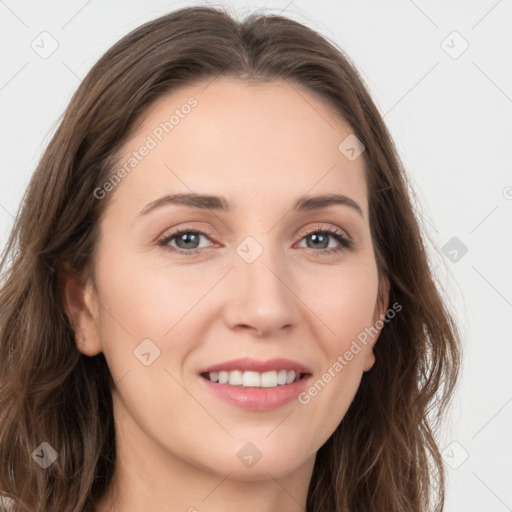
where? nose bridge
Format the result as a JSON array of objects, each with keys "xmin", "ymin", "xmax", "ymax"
[
  {"xmin": 237, "ymin": 233, "xmax": 291, "ymax": 302},
  {"xmin": 225, "ymin": 233, "xmax": 298, "ymax": 334}
]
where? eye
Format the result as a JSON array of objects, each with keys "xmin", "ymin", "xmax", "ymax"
[
  {"xmin": 296, "ymin": 225, "xmax": 353, "ymax": 256},
  {"xmin": 156, "ymin": 224, "xmax": 353, "ymax": 257},
  {"xmin": 157, "ymin": 228, "xmax": 215, "ymax": 256}
]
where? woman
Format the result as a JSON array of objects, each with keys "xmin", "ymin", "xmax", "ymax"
[{"xmin": 0, "ymin": 6, "xmax": 461, "ymax": 512}]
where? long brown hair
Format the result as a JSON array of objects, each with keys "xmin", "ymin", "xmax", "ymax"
[{"xmin": 0, "ymin": 6, "xmax": 461, "ymax": 512}]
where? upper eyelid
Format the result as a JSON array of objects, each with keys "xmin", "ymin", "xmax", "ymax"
[
  {"xmin": 298, "ymin": 224, "xmax": 349, "ymax": 238},
  {"xmin": 159, "ymin": 224, "xmax": 351, "ymax": 246}
]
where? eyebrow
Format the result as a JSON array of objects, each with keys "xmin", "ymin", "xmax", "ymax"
[{"xmin": 138, "ymin": 192, "xmax": 364, "ymax": 218}]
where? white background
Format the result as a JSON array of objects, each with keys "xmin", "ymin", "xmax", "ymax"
[{"xmin": 1, "ymin": 1, "xmax": 511, "ymax": 510}]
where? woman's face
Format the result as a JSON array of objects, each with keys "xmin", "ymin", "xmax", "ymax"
[{"xmin": 72, "ymin": 78, "xmax": 388, "ymax": 483}]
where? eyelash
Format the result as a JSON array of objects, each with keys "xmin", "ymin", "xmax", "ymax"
[{"xmin": 156, "ymin": 225, "xmax": 353, "ymax": 257}]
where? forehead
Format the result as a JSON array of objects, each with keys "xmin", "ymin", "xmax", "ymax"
[{"xmin": 107, "ymin": 78, "xmax": 368, "ymax": 217}]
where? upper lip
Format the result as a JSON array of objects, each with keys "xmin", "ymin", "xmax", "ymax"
[{"xmin": 199, "ymin": 357, "xmax": 312, "ymax": 375}]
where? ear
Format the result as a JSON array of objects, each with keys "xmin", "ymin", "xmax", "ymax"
[
  {"xmin": 373, "ymin": 274, "xmax": 390, "ymax": 325},
  {"xmin": 60, "ymin": 265, "xmax": 103, "ymax": 357},
  {"xmin": 363, "ymin": 275, "xmax": 390, "ymax": 372}
]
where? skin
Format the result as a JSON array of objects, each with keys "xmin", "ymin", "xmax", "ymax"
[{"xmin": 64, "ymin": 78, "xmax": 389, "ymax": 512}]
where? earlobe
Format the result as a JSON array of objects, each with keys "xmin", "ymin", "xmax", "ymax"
[
  {"xmin": 60, "ymin": 266, "xmax": 103, "ymax": 357},
  {"xmin": 363, "ymin": 348, "xmax": 376, "ymax": 372}
]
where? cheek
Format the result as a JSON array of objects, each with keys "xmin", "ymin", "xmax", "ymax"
[
  {"xmin": 93, "ymin": 248, "xmax": 216, "ymax": 382},
  {"xmin": 308, "ymin": 259, "xmax": 380, "ymax": 346},
  {"xmin": 105, "ymin": 265, "xmax": 193, "ymax": 332},
  {"xmin": 299, "ymin": 260, "xmax": 379, "ymax": 414}
]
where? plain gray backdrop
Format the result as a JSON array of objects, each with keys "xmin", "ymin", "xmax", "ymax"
[{"xmin": 1, "ymin": 1, "xmax": 511, "ymax": 510}]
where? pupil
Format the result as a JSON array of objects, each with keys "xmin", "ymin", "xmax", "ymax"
[
  {"xmin": 310, "ymin": 233, "xmax": 328, "ymax": 249},
  {"xmin": 178, "ymin": 233, "xmax": 199, "ymax": 249}
]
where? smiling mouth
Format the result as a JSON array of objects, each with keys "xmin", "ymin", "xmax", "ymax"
[{"xmin": 200, "ymin": 369, "xmax": 310, "ymax": 388}]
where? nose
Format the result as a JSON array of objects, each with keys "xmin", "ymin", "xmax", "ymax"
[{"xmin": 222, "ymin": 243, "xmax": 300, "ymax": 339}]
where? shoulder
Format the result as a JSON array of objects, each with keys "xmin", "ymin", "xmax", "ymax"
[{"xmin": 0, "ymin": 497, "xmax": 14, "ymax": 512}]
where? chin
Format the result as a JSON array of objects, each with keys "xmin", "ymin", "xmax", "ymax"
[
  {"xmin": 192, "ymin": 444, "xmax": 309, "ymax": 482},
  {"xmin": 222, "ymin": 461, "xmax": 301, "ymax": 482}
]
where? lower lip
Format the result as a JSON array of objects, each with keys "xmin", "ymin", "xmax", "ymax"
[{"xmin": 199, "ymin": 375, "xmax": 311, "ymax": 411}]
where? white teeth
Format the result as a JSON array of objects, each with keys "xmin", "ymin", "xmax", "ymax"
[
  {"xmin": 243, "ymin": 371, "xmax": 260, "ymax": 387},
  {"xmin": 277, "ymin": 369, "xmax": 288, "ymax": 385},
  {"xmin": 229, "ymin": 370, "xmax": 243, "ymax": 386},
  {"xmin": 206, "ymin": 369, "xmax": 302, "ymax": 388},
  {"xmin": 261, "ymin": 371, "xmax": 277, "ymax": 387}
]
